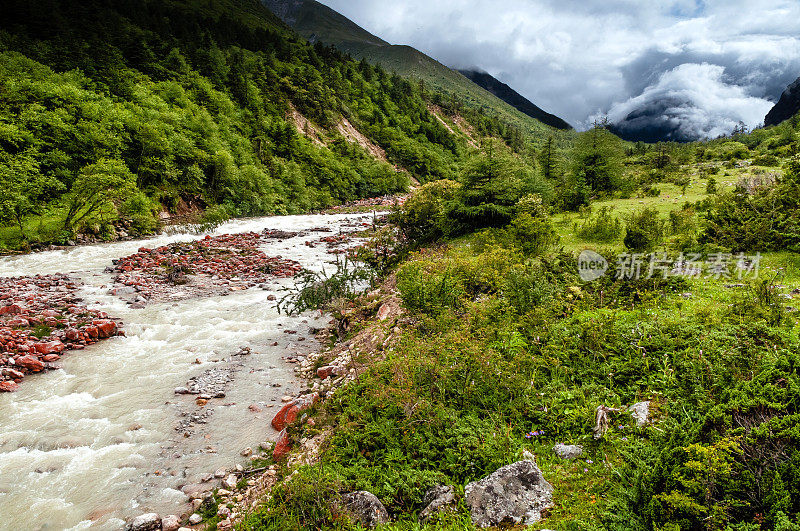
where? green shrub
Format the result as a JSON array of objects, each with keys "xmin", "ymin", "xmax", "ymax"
[
  {"xmin": 507, "ymin": 212, "xmax": 558, "ymax": 256},
  {"xmin": 701, "ymin": 156, "xmax": 800, "ymax": 251},
  {"xmin": 397, "ymin": 260, "xmax": 466, "ymax": 317},
  {"xmin": 576, "ymin": 206, "xmax": 623, "ymax": 243},
  {"xmin": 623, "ymin": 208, "xmax": 665, "ymax": 252},
  {"xmin": 393, "ymin": 180, "xmax": 460, "ymax": 243},
  {"xmin": 119, "ymin": 192, "xmax": 158, "ymax": 235}
]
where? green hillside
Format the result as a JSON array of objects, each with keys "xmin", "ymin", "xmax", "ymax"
[
  {"xmin": 262, "ymin": 0, "xmax": 573, "ymax": 144},
  {"xmin": 0, "ymin": 0, "xmax": 543, "ymax": 251}
]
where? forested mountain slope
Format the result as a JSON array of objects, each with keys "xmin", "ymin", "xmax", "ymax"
[
  {"xmin": 458, "ymin": 69, "xmax": 572, "ymax": 130},
  {"xmin": 261, "ymin": 0, "xmax": 571, "ymax": 141},
  {"xmin": 0, "ymin": 0, "xmax": 537, "ymax": 250}
]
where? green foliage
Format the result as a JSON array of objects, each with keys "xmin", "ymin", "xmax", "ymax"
[
  {"xmin": 623, "ymin": 208, "xmax": 666, "ymax": 252},
  {"xmin": 507, "ymin": 211, "xmax": 559, "ymax": 256},
  {"xmin": 0, "ymin": 0, "xmax": 520, "ymax": 248},
  {"xmin": 701, "ymin": 157, "xmax": 800, "ymax": 252},
  {"xmin": 576, "ymin": 207, "xmax": 623, "ymax": 243},
  {"xmin": 63, "ymin": 158, "xmax": 137, "ymax": 230},
  {"xmin": 0, "ymin": 149, "xmax": 63, "ymax": 241},
  {"xmin": 449, "ymin": 140, "xmax": 552, "ymax": 234},
  {"xmin": 393, "ymin": 180, "xmax": 461, "ymax": 243},
  {"xmin": 278, "ymin": 256, "xmax": 372, "ymax": 315},
  {"xmin": 571, "ymin": 126, "xmax": 625, "ymax": 193},
  {"xmin": 537, "ymin": 136, "xmax": 562, "ymax": 180}
]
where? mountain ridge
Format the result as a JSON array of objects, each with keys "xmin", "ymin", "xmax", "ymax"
[
  {"xmin": 261, "ymin": 0, "xmax": 572, "ymax": 142},
  {"xmin": 458, "ymin": 69, "xmax": 571, "ymax": 130},
  {"xmin": 765, "ymin": 76, "xmax": 800, "ymax": 127}
]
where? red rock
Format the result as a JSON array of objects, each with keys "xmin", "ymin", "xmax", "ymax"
[
  {"xmin": 316, "ymin": 366, "xmax": 338, "ymax": 380},
  {"xmin": 3, "ymin": 368, "xmax": 24, "ymax": 379},
  {"xmin": 0, "ymin": 304, "xmax": 23, "ymax": 315},
  {"xmin": 42, "ymin": 354, "xmax": 60, "ymax": 362},
  {"xmin": 273, "ymin": 429, "xmax": 291, "ymax": 461},
  {"xmin": 86, "ymin": 326, "xmax": 99, "ymax": 339},
  {"xmin": 7, "ymin": 318, "xmax": 29, "ymax": 327},
  {"xmin": 0, "ymin": 380, "xmax": 19, "ymax": 392},
  {"xmin": 65, "ymin": 328, "xmax": 80, "ymax": 341},
  {"xmin": 41, "ymin": 309, "xmax": 59, "ymax": 318},
  {"xmin": 93, "ymin": 320, "xmax": 117, "ymax": 339},
  {"xmin": 377, "ymin": 302, "xmax": 395, "ymax": 321},
  {"xmin": 35, "ymin": 342, "xmax": 65, "ymax": 355},
  {"xmin": 16, "ymin": 355, "xmax": 44, "ymax": 372},
  {"xmin": 270, "ymin": 393, "xmax": 319, "ymax": 431}
]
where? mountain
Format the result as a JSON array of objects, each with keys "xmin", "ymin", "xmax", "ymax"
[
  {"xmin": 261, "ymin": 0, "xmax": 571, "ymax": 141},
  {"xmin": 458, "ymin": 69, "xmax": 571, "ymax": 130},
  {"xmin": 765, "ymin": 76, "xmax": 800, "ymax": 127},
  {"xmin": 607, "ymin": 97, "xmax": 700, "ymax": 143},
  {"xmin": 0, "ymin": 0, "xmax": 538, "ymax": 249}
]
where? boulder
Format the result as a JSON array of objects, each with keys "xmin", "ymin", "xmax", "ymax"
[
  {"xmin": 16, "ymin": 355, "xmax": 45, "ymax": 372},
  {"xmin": 316, "ymin": 365, "xmax": 339, "ymax": 380},
  {"xmin": 273, "ymin": 429, "xmax": 292, "ymax": 461},
  {"xmin": 126, "ymin": 513, "xmax": 161, "ymax": 531},
  {"xmin": 181, "ymin": 483, "xmax": 211, "ymax": 500},
  {"xmin": 270, "ymin": 392, "xmax": 319, "ymax": 431},
  {"xmin": 629, "ymin": 401, "xmax": 651, "ymax": 427},
  {"xmin": 93, "ymin": 319, "xmax": 118, "ymax": 338},
  {"xmin": 160, "ymin": 515, "xmax": 180, "ymax": 531},
  {"xmin": 0, "ymin": 304, "xmax": 23, "ymax": 315},
  {"xmin": 464, "ymin": 460, "xmax": 554, "ymax": 528},
  {"xmin": 223, "ymin": 474, "xmax": 238, "ymax": 489},
  {"xmin": 0, "ymin": 381, "xmax": 20, "ymax": 392},
  {"xmin": 419, "ymin": 485, "xmax": 456, "ymax": 523},
  {"xmin": 188, "ymin": 513, "xmax": 202, "ymax": 525},
  {"xmin": 338, "ymin": 491, "xmax": 390, "ymax": 528},
  {"xmin": 34, "ymin": 341, "xmax": 65, "ymax": 355},
  {"xmin": 553, "ymin": 444, "xmax": 583, "ymax": 460}
]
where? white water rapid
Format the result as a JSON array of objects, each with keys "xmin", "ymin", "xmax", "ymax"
[{"xmin": 0, "ymin": 213, "xmax": 374, "ymax": 530}]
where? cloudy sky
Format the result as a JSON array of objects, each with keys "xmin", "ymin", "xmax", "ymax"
[{"xmin": 318, "ymin": 0, "xmax": 800, "ymax": 136}]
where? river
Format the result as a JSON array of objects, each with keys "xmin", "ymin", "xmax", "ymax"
[{"xmin": 0, "ymin": 213, "xmax": 373, "ymax": 530}]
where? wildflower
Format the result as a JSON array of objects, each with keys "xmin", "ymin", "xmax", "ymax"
[{"xmin": 586, "ymin": 459, "xmax": 593, "ymax": 464}]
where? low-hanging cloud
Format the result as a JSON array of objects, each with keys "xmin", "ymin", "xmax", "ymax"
[
  {"xmin": 604, "ymin": 63, "xmax": 776, "ymax": 141},
  {"xmin": 318, "ymin": 0, "xmax": 800, "ymax": 139}
]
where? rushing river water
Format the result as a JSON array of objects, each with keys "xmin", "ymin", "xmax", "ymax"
[{"xmin": 0, "ymin": 213, "xmax": 373, "ymax": 530}]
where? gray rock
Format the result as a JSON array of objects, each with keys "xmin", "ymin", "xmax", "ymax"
[
  {"xmin": 419, "ymin": 485, "xmax": 456, "ymax": 523},
  {"xmin": 126, "ymin": 513, "xmax": 161, "ymax": 531},
  {"xmin": 553, "ymin": 443, "xmax": 583, "ymax": 460},
  {"xmin": 188, "ymin": 513, "xmax": 202, "ymax": 525},
  {"xmin": 223, "ymin": 474, "xmax": 238, "ymax": 489},
  {"xmin": 338, "ymin": 491, "xmax": 390, "ymax": 527},
  {"xmin": 161, "ymin": 515, "xmax": 180, "ymax": 531},
  {"xmin": 630, "ymin": 401, "xmax": 651, "ymax": 427},
  {"xmin": 464, "ymin": 460, "xmax": 554, "ymax": 528}
]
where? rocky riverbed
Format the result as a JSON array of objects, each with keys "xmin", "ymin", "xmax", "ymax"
[
  {"xmin": 0, "ymin": 274, "xmax": 122, "ymax": 392},
  {"xmin": 0, "ymin": 213, "xmax": 376, "ymax": 530}
]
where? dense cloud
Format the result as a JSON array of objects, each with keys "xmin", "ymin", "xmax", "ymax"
[{"xmin": 319, "ymin": 0, "xmax": 800, "ymax": 139}]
